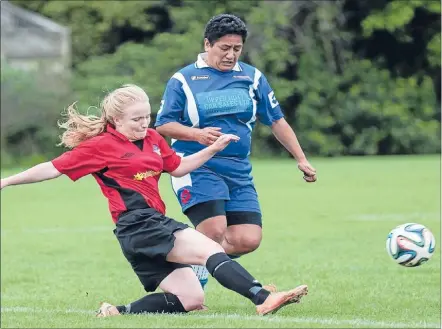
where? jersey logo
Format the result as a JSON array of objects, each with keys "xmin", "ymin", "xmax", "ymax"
[
  {"xmin": 134, "ymin": 170, "xmax": 161, "ymax": 181},
  {"xmin": 268, "ymin": 91, "xmax": 279, "ymax": 108},
  {"xmin": 152, "ymin": 144, "xmax": 161, "ymax": 156},
  {"xmin": 195, "ymin": 89, "xmax": 253, "ymax": 120},
  {"xmin": 120, "ymin": 152, "xmax": 135, "ymax": 159},
  {"xmin": 191, "ymin": 75, "xmax": 210, "ymax": 81}
]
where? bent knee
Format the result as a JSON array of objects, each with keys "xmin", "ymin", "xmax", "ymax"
[
  {"xmin": 178, "ymin": 292, "xmax": 205, "ymax": 312},
  {"xmin": 241, "ymin": 236, "xmax": 262, "ymax": 252},
  {"xmin": 227, "ymin": 233, "xmax": 262, "ymax": 254}
]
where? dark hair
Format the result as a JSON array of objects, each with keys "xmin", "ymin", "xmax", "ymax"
[{"xmin": 204, "ymin": 14, "xmax": 248, "ymax": 45}]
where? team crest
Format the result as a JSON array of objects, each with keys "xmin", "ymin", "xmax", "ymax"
[
  {"xmin": 180, "ymin": 188, "xmax": 191, "ymax": 204},
  {"xmin": 153, "ymin": 144, "xmax": 161, "ymax": 155}
]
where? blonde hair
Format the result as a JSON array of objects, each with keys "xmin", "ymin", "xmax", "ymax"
[{"xmin": 58, "ymin": 84, "xmax": 150, "ymax": 148}]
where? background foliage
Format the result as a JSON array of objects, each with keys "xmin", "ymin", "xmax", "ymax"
[{"xmin": 3, "ymin": 0, "xmax": 440, "ymax": 165}]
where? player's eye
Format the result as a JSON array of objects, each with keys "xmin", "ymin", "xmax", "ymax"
[{"xmin": 133, "ymin": 116, "xmax": 149, "ymax": 122}]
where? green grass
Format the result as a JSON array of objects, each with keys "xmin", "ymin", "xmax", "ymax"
[{"xmin": 1, "ymin": 155, "xmax": 440, "ymax": 328}]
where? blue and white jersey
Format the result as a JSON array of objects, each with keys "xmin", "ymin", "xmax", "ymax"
[{"xmin": 155, "ymin": 53, "xmax": 284, "ymax": 158}]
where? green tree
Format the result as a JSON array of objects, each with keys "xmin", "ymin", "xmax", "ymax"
[
  {"xmin": 8, "ymin": 0, "xmax": 441, "ymax": 158},
  {"xmin": 361, "ymin": 0, "xmax": 441, "ymax": 71},
  {"xmin": 71, "ymin": 0, "xmax": 260, "ymax": 109}
]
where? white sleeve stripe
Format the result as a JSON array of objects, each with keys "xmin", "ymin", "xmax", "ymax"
[
  {"xmin": 171, "ymin": 153, "xmax": 192, "ymax": 193},
  {"xmin": 253, "ymin": 68, "xmax": 262, "ymax": 90},
  {"xmin": 172, "ymin": 72, "xmax": 200, "ymax": 127},
  {"xmin": 247, "ymin": 85, "xmax": 257, "ymax": 131},
  {"xmin": 244, "ymin": 68, "xmax": 261, "ymax": 131}
]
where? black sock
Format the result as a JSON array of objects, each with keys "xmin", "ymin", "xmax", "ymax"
[
  {"xmin": 116, "ymin": 293, "xmax": 187, "ymax": 314},
  {"xmin": 206, "ymin": 252, "xmax": 270, "ymax": 305}
]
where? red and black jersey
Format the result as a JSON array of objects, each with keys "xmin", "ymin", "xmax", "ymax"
[{"xmin": 52, "ymin": 125, "xmax": 181, "ymax": 223}]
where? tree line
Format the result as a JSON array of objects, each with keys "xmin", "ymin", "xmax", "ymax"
[{"xmin": 2, "ymin": 0, "xmax": 440, "ymax": 167}]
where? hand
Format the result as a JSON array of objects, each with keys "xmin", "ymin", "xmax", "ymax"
[
  {"xmin": 210, "ymin": 134, "xmax": 240, "ymax": 153},
  {"xmin": 298, "ymin": 159, "xmax": 317, "ymax": 183},
  {"xmin": 194, "ymin": 127, "xmax": 223, "ymax": 146},
  {"xmin": 1, "ymin": 179, "xmax": 8, "ymax": 190}
]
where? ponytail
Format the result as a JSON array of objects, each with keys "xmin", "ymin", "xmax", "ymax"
[
  {"xmin": 57, "ymin": 102, "xmax": 106, "ymax": 149},
  {"xmin": 58, "ymin": 84, "xmax": 149, "ymax": 148}
]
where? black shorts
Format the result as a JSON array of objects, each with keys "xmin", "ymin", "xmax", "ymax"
[
  {"xmin": 184, "ymin": 200, "xmax": 262, "ymax": 228},
  {"xmin": 114, "ymin": 208, "xmax": 190, "ymax": 292}
]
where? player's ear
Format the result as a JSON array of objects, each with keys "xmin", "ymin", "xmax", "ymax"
[
  {"xmin": 113, "ymin": 115, "xmax": 122, "ymax": 127},
  {"xmin": 204, "ymin": 38, "xmax": 212, "ymax": 52}
]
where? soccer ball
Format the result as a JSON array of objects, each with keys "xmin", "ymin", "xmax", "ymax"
[{"xmin": 386, "ymin": 223, "xmax": 436, "ymax": 267}]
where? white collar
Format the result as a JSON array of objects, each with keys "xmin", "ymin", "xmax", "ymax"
[{"xmin": 195, "ymin": 52, "xmax": 242, "ymax": 71}]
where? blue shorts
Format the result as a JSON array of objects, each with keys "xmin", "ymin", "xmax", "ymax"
[{"xmin": 170, "ymin": 155, "xmax": 261, "ymax": 214}]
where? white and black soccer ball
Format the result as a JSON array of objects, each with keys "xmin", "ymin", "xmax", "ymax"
[{"xmin": 386, "ymin": 223, "xmax": 436, "ymax": 267}]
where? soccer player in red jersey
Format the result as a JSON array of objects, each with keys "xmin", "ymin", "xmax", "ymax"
[{"xmin": 1, "ymin": 84, "xmax": 308, "ymax": 316}]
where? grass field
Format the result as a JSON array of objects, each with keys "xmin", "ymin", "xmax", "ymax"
[{"xmin": 1, "ymin": 155, "xmax": 440, "ymax": 328}]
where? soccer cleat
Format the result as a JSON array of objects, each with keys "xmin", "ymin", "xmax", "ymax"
[
  {"xmin": 192, "ymin": 304, "xmax": 210, "ymax": 312},
  {"xmin": 96, "ymin": 302, "xmax": 121, "ymax": 318},
  {"xmin": 256, "ymin": 284, "xmax": 308, "ymax": 316},
  {"xmin": 263, "ymin": 284, "xmax": 277, "ymax": 293}
]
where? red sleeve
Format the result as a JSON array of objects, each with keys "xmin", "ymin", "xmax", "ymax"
[
  {"xmin": 155, "ymin": 132, "xmax": 181, "ymax": 173},
  {"xmin": 52, "ymin": 139, "xmax": 106, "ymax": 181}
]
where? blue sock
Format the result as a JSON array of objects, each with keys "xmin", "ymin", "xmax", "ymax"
[
  {"xmin": 199, "ymin": 277, "xmax": 208, "ymax": 289},
  {"xmin": 191, "ymin": 265, "xmax": 209, "ymax": 289}
]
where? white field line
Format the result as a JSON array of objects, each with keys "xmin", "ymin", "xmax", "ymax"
[{"xmin": 1, "ymin": 307, "xmax": 439, "ymax": 328}]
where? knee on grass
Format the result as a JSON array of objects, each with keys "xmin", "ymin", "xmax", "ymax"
[{"xmin": 179, "ymin": 292, "xmax": 205, "ymax": 311}]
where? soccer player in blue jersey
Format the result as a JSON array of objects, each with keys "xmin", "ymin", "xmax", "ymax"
[{"xmin": 155, "ymin": 14, "xmax": 317, "ymax": 290}]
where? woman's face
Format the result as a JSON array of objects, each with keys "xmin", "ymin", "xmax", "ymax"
[
  {"xmin": 205, "ymin": 34, "xmax": 244, "ymax": 72},
  {"xmin": 114, "ymin": 101, "xmax": 151, "ymax": 141}
]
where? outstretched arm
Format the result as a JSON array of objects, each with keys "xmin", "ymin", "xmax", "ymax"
[
  {"xmin": 156, "ymin": 122, "xmax": 223, "ymax": 146},
  {"xmin": 170, "ymin": 134, "xmax": 239, "ymax": 177},
  {"xmin": 271, "ymin": 118, "xmax": 317, "ymax": 182},
  {"xmin": 1, "ymin": 162, "xmax": 62, "ymax": 190}
]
